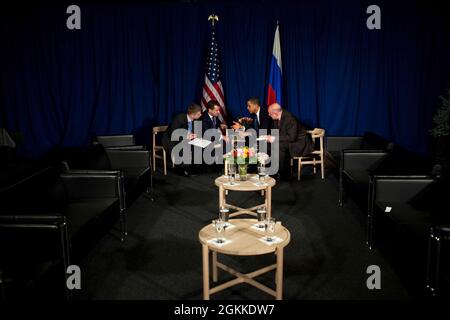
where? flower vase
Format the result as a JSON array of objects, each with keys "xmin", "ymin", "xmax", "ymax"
[{"xmin": 238, "ymin": 164, "xmax": 248, "ymax": 181}]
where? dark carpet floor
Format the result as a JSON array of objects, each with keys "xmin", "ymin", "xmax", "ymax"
[{"xmin": 74, "ymin": 168, "xmax": 412, "ymax": 300}]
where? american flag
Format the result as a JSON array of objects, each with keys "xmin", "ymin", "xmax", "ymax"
[{"xmin": 200, "ymin": 26, "xmax": 226, "ymax": 122}]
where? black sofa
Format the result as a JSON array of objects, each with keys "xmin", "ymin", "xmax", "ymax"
[
  {"xmin": 369, "ymin": 175, "xmax": 450, "ymax": 297},
  {"xmin": 0, "ymin": 166, "xmax": 123, "ymax": 300}
]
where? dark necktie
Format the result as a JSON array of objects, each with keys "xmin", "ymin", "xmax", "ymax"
[
  {"xmin": 212, "ymin": 117, "xmax": 216, "ymax": 128},
  {"xmin": 188, "ymin": 121, "xmax": 193, "ymax": 133},
  {"xmin": 254, "ymin": 115, "xmax": 259, "ymax": 131}
]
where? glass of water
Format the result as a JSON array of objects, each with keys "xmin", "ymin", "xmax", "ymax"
[
  {"xmin": 264, "ymin": 218, "xmax": 276, "ymax": 242},
  {"xmin": 219, "ymin": 206, "xmax": 229, "ymax": 223},
  {"xmin": 256, "ymin": 207, "xmax": 266, "ymax": 229},
  {"xmin": 212, "ymin": 219, "xmax": 225, "ymax": 244},
  {"xmin": 228, "ymin": 163, "xmax": 236, "ymax": 185},
  {"xmin": 256, "ymin": 161, "xmax": 266, "ymax": 186}
]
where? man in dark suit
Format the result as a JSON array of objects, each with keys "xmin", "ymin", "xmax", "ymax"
[
  {"xmin": 265, "ymin": 103, "xmax": 314, "ymax": 179},
  {"xmin": 200, "ymin": 100, "xmax": 229, "ymax": 170},
  {"xmin": 163, "ymin": 103, "xmax": 202, "ymax": 175},
  {"xmin": 201, "ymin": 100, "xmax": 227, "ymax": 135},
  {"xmin": 232, "ymin": 97, "xmax": 272, "ymax": 132}
]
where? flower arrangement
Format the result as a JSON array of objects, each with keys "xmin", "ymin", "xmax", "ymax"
[
  {"xmin": 225, "ymin": 146, "xmax": 257, "ymax": 165},
  {"xmin": 237, "ymin": 117, "xmax": 254, "ymax": 129},
  {"xmin": 225, "ymin": 146, "xmax": 256, "ymax": 180}
]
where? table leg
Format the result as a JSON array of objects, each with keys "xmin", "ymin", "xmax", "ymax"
[
  {"xmin": 202, "ymin": 244, "xmax": 210, "ymax": 300},
  {"xmin": 266, "ymin": 186, "xmax": 272, "ymax": 219},
  {"xmin": 212, "ymin": 251, "xmax": 218, "ymax": 282},
  {"xmin": 276, "ymin": 247, "xmax": 284, "ymax": 300},
  {"xmin": 219, "ymin": 186, "xmax": 225, "ymax": 208}
]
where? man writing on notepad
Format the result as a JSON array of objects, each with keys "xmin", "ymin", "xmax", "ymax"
[{"xmin": 163, "ymin": 103, "xmax": 202, "ymax": 176}]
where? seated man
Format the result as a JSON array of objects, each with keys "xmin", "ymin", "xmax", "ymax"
[
  {"xmin": 232, "ymin": 97, "xmax": 272, "ymax": 133},
  {"xmin": 162, "ymin": 103, "xmax": 202, "ymax": 175},
  {"xmin": 200, "ymin": 100, "xmax": 229, "ymax": 170},
  {"xmin": 264, "ymin": 103, "xmax": 313, "ymax": 180},
  {"xmin": 201, "ymin": 100, "xmax": 227, "ymax": 136}
]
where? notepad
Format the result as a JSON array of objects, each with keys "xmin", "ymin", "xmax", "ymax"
[
  {"xmin": 258, "ymin": 236, "xmax": 283, "ymax": 245},
  {"xmin": 207, "ymin": 238, "xmax": 232, "ymax": 247},
  {"xmin": 189, "ymin": 138, "xmax": 211, "ymax": 148}
]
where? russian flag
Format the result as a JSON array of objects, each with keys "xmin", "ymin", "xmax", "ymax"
[{"xmin": 267, "ymin": 23, "xmax": 282, "ymax": 106}]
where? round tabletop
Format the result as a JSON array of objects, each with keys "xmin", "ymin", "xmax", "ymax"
[
  {"xmin": 198, "ymin": 219, "xmax": 291, "ymax": 256},
  {"xmin": 215, "ymin": 174, "xmax": 276, "ymax": 191}
]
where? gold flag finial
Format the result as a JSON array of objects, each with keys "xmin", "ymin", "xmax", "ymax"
[{"xmin": 208, "ymin": 14, "xmax": 219, "ymax": 27}]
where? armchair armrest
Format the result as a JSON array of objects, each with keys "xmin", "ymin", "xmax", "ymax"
[
  {"xmin": 63, "ymin": 169, "xmax": 121, "ymax": 176},
  {"xmin": 95, "ymin": 135, "xmax": 135, "ymax": 147},
  {"xmin": 341, "ymin": 150, "xmax": 388, "ymax": 173},
  {"xmin": 371, "ymin": 175, "xmax": 435, "ymax": 204},
  {"xmin": 326, "ymin": 136, "xmax": 363, "ymax": 153},
  {"xmin": 0, "ymin": 214, "xmax": 65, "ymax": 226},
  {"xmin": 101, "ymin": 145, "xmax": 145, "ymax": 150},
  {"xmin": 434, "ymin": 225, "xmax": 450, "ymax": 234},
  {"xmin": 60, "ymin": 174, "xmax": 122, "ymax": 200},
  {"xmin": 106, "ymin": 149, "xmax": 151, "ymax": 172}
]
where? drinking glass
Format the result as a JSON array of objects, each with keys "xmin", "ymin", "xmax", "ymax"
[
  {"xmin": 256, "ymin": 207, "xmax": 266, "ymax": 229},
  {"xmin": 228, "ymin": 163, "xmax": 236, "ymax": 185},
  {"xmin": 212, "ymin": 219, "xmax": 225, "ymax": 244},
  {"xmin": 219, "ymin": 206, "xmax": 229, "ymax": 223},
  {"xmin": 264, "ymin": 218, "xmax": 276, "ymax": 242},
  {"xmin": 256, "ymin": 161, "xmax": 266, "ymax": 186}
]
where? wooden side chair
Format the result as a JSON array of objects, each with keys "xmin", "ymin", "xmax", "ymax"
[
  {"xmin": 291, "ymin": 128, "xmax": 325, "ymax": 181},
  {"xmin": 152, "ymin": 126, "xmax": 168, "ymax": 175}
]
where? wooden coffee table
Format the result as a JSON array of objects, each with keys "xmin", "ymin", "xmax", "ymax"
[
  {"xmin": 198, "ymin": 218, "xmax": 291, "ymax": 300},
  {"xmin": 215, "ymin": 174, "xmax": 276, "ymax": 219}
]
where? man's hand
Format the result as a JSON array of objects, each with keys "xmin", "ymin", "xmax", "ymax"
[
  {"xmin": 231, "ymin": 121, "xmax": 243, "ymax": 130},
  {"xmin": 187, "ymin": 133, "xmax": 197, "ymax": 140},
  {"xmin": 220, "ymin": 123, "xmax": 228, "ymax": 131},
  {"xmin": 266, "ymin": 135, "xmax": 276, "ymax": 143}
]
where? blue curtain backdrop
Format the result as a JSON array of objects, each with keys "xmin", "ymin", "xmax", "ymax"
[{"xmin": 1, "ymin": 0, "xmax": 450, "ymax": 157}]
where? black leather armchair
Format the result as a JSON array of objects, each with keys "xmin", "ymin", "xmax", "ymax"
[
  {"xmin": 53, "ymin": 144, "xmax": 153, "ymax": 206},
  {"xmin": 326, "ymin": 131, "xmax": 394, "ymax": 171},
  {"xmin": 368, "ymin": 175, "xmax": 450, "ymax": 296},
  {"xmin": 339, "ymin": 149, "xmax": 389, "ymax": 208},
  {"xmin": 0, "ymin": 166, "xmax": 123, "ymax": 300},
  {"xmin": 337, "ymin": 133, "xmax": 434, "ymax": 214}
]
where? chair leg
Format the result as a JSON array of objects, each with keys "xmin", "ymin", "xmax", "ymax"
[
  {"xmin": 163, "ymin": 150, "xmax": 167, "ymax": 176},
  {"xmin": 290, "ymin": 158, "xmax": 293, "ymax": 176},
  {"xmin": 153, "ymin": 151, "xmax": 156, "ymax": 172},
  {"xmin": 321, "ymin": 158, "xmax": 325, "ymax": 179},
  {"xmin": 0, "ymin": 270, "xmax": 5, "ymax": 303},
  {"xmin": 313, "ymin": 158, "xmax": 316, "ymax": 174},
  {"xmin": 338, "ymin": 169, "xmax": 343, "ymax": 207},
  {"xmin": 297, "ymin": 158, "xmax": 301, "ymax": 181}
]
